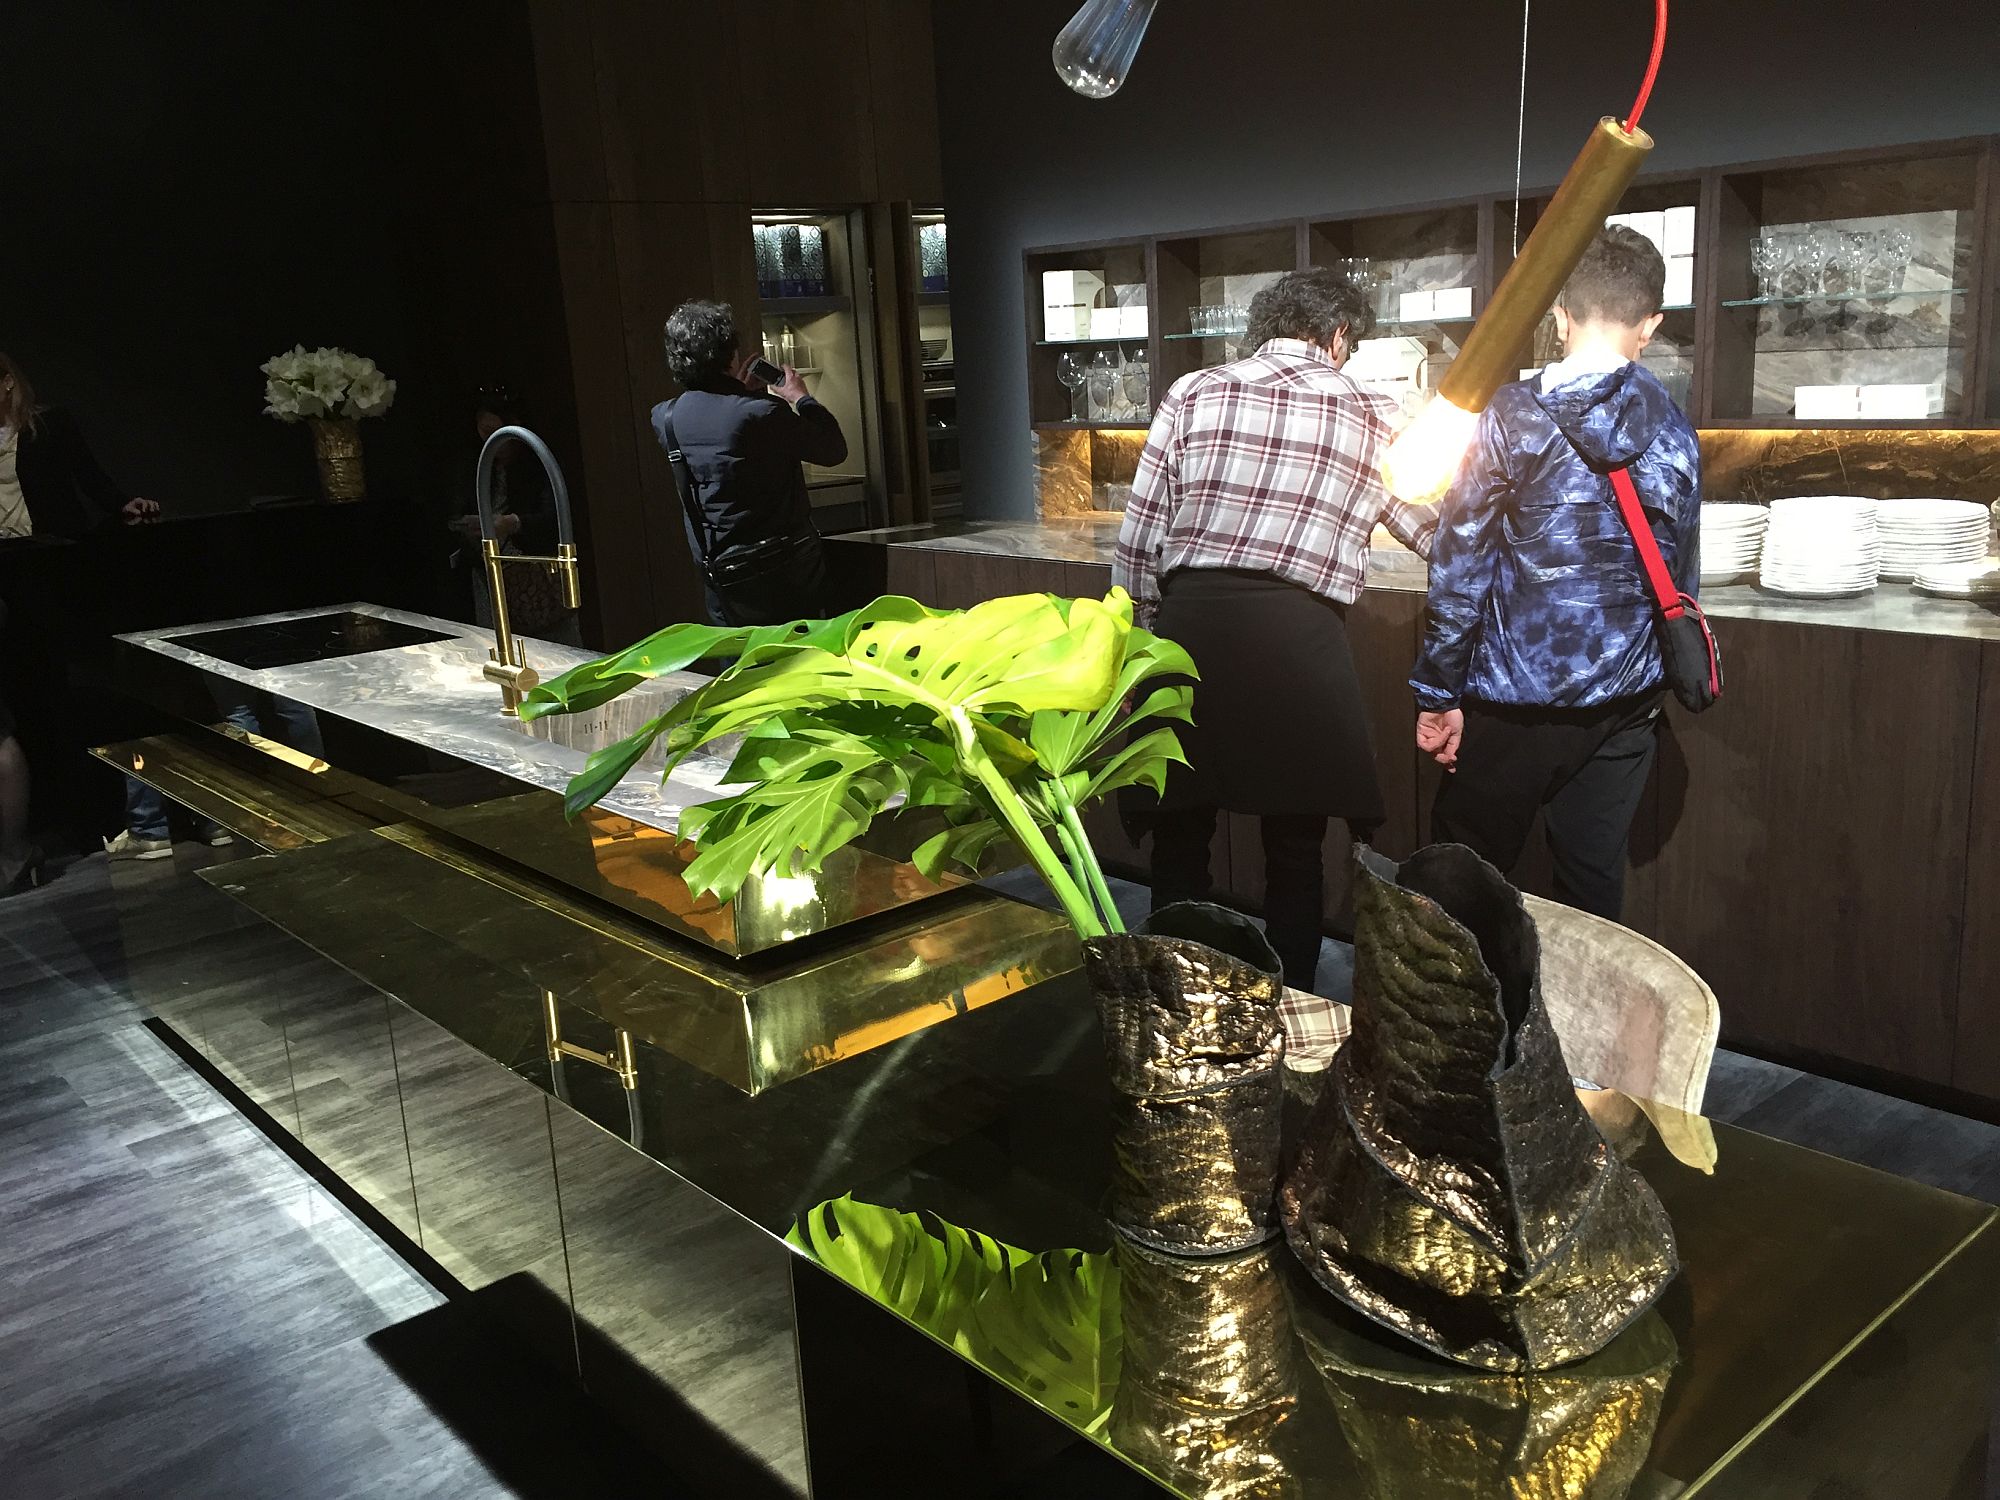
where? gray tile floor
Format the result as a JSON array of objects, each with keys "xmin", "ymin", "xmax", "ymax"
[
  {"xmin": 0, "ymin": 851, "xmax": 671, "ymax": 1499},
  {"xmin": 4, "ymin": 849, "xmax": 1998, "ymax": 1498}
]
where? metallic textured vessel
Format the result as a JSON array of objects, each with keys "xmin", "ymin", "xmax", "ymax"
[{"xmin": 1282, "ymin": 846, "xmax": 1678, "ymax": 1372}]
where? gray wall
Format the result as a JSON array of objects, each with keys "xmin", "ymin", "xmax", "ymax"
[{"xmin": 934, "ymin": 0, "xmax": 2000, "ymax": 518}]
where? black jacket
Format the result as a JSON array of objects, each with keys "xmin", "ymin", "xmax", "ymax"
[
  {"xmin": 651, "ymin": 382, "xmax": 846, "ymax": 565},
  {"xmin": 16, "ymin": 407, "xmax": 133, "ymax": 541}
]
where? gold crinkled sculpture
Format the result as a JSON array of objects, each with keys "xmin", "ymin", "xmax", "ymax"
[
  {"xmin": 1087, "ymin": 902, "xmax": 1287, "ymax": 1256},
  {"xmin": 1281, "ymin": 846, "xmax": 1679, "ymax": 1373}
]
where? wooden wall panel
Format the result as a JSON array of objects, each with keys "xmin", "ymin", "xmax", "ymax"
[
  {"xmin": 735, "ymin": 1, "xmax": 876, "ymax": 205},
  {"xmin": 1953, "ymin": 641, "xmax": 2000, "ymax": 1099},
  {"xmin": 864, "ymin": 0, "xmax": 945, "ymax": 203},
  {"xmin": 1649, "ymin": 620, "xmax": 1978, "ymax": 1088},
  {"xmin": 552, "ymin": 201, "xmax": 652, "ymax": 645},
  {"xmin": 528, "ymin": 0, "xmax": 610, "ymax": 202},
  {"xmin": 587, "ymin": 0, "xmax": 746, "ymax": 202}
]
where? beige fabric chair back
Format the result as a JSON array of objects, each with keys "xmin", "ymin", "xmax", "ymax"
[{"xmin": 1523, "ymin": 893, "xmax": 1721, "ymax": 1117}]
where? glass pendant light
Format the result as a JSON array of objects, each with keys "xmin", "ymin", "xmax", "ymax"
[{"xmin": 1052, "ymin": 0, "xmax": 1158, "ymax": 99}]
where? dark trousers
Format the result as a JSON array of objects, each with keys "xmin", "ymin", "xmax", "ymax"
[
  {"xmin": 1430, "ymin": 695, "xmax": 1661, "ymax": 921},
  {"xmin": 1151, "ymin": 808, "xmax": 1329, "ymax": 992}
]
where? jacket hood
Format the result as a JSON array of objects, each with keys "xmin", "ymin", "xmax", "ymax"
[{"xmin": 1533, "ymin": 361, "xmax": 1676, "ymax": 469}]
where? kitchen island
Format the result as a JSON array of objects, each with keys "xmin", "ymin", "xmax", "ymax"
[
  {"xmin": 828, "ymin": 518, "xmax": 2000, "ymax": 1117},
  {"xmin": 93, "ymin": 595, "xmax": 2000, "ymax": 1496}
]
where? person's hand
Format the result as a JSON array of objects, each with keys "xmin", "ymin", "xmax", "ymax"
[
  {"xmin": 774, "ymin": 366, "xmax": 811, "ymax": 405},
  {"xmin": 121, "ymin": 497, "xmax": 161, "ymax": 525},
  {"xmin": 1417, "ymin": 708, "xmax": 1464, "ymax": 770},
  {"xmin": 494, "ymin": 512, "xmax": 521, "ymax": 542},
  {"xmin": 452, "ymin": 514, "xmax": 483, "ymax": 542}
]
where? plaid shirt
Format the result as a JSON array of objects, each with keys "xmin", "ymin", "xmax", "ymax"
[{"xmin": 1113, "ymin": 339, "xmax": 1436, "ymax": 627}]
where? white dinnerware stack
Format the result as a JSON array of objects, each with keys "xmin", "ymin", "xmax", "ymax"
[
  {"xmin": 1758, "ymin": 497, "xmax": 1881, "ymax": 598},
  {"xmin": 1698, "ymin": 505, "xmax": 1768, "ymax": 584},
  {"xmin": 1873, "ymin": 499, "xmax": 1991, "ymax": 580},
  {"xmin": 1914, "ymin": 559, "xmax": 2000, "ymax": 598}
]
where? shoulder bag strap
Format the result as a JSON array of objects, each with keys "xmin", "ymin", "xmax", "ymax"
[
  {"xmin": 1607, "ymin": 465, "xmax": 1685, "ymax": 622},
  {"xmin": 660, "ymin": 404, "xmax": 720, "ymax": 565}
]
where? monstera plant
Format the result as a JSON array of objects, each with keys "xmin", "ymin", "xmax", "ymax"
[{"xmin": 517, "ymin": 589, "xmax": 1193, "ymax": 939}]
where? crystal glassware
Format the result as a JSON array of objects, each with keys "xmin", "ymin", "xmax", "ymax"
[
  {"xmin": 1057, "ymin": 351, "xmax": 1088, "ymax": 420},
  {"xmin": 1749, "ymin": 233, "xmax": 1786, "ymax": 301},
  {"xmin": 1780, "ymin": 231, "xmax": 1827, "ymax": 299},
  {"xmin": 1333, "ymin": 256, "xmax": 1373, "ymax": 292},
  {"xmin": 1122, "ymin": 354, "xmax": 1150, "ymax": 416},
  {"xmin": 1873, "ymin": 226, "xmax": 1914, "ymax": 296},
  {"xmin": 1822, "ymin": 230, "xmax": 1868, "ymax": 298},
  {"xmin": 1087, "ymin": 349, "xmax": 1120, "ymax": 420}
]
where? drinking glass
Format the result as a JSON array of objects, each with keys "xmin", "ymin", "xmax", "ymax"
[
  {"xmin": 1780, "ymin": 232, "xmax": 1827, "ymax": 299},
  {"xmin": 1122, "ymin": 354, "xmax": 1150, "ymax": 416},
  {"xmin": 1874, "ymin": 226, "xmax": 1914, "ymax": 296},
  {"xmin": 1087, "ymin": 350, "xmax": 1119, "ymax": 420},
  {"xmin": 1057, "ymin": 351, "xmax": 1087, "ymax": 419},
  {"xmin": 1333, "ymin": 256, "xmax": 1372, "ymax": 291},
  {"xmin": 1823, "ymin": 231, "xmax": 1867, "ymax": 298},
  {"xmin": 1749, "ymin": 233, "xmax": 1785, "ymax": 301}
]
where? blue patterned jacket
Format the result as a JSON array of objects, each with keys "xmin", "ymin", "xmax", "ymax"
[{"xmin": 1410, "ymin": 361, "xmax": 1702, "ymax": 711}]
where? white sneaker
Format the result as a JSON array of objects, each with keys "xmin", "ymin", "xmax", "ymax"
[
  {"xmin": 201, "ymin": 828, "xmax": 235, "ymax": 848},
  {"xmin": 104, "ymin": 830, "xmax": 173, "ymax": 861}
]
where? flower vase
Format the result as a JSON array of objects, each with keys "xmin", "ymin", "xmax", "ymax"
[
  {"xmin": 307, "ymin": 417, "xmax": 366, "ymax": 502},
  {"xmin": 1083, "ymin": 902, "xmax": 1287, "ymax": 1256}
]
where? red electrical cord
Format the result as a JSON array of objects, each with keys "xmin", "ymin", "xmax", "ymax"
[{"xmin": 1623, "ymin": 0, "xmax": 1668, "ymax": 134}]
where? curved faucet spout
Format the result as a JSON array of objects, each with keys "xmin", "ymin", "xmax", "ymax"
[
  {"xmin": 472, "ymin": 424, "xmax": 583, "ymax": 714},
  {"xmin": 475, "ymin": 424, "xmax": 576, "ymax": 549}
]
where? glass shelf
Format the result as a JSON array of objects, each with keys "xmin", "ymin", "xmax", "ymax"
[
  {"xmin": 1369, "ymin": 314, "xmax": 1478, "ymax": 331},
  {"xmin": 1722, "ymin": 287, "xmax": 1967, "ymax": 308},
  {"xmin": 1035, "ymin": 336, "xmax": 1148, "ymax": 347},
  {"xmin": 1163, "ymin": 331, "xmax": 1245, "ymax": 341}
]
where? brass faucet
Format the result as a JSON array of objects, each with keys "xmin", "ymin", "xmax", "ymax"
[{"xmin": 474, "ymin": 424, "xmax": 582, "ymax": 715}]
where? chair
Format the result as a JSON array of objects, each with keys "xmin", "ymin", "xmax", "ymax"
[{"xmin": 1524, "ymin": 890, "xmax": 1721, "ymax": 1120}]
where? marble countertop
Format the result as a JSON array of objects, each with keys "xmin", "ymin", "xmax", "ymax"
[
  {"xmin": 834, "ymin": 518, "xmax": 2000, "ymax": 643},
  {"xmin": 119, "ymin": 604, "xmax": 733, "ymax": 837}
]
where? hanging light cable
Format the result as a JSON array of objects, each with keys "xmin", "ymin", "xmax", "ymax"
[
  {"xmin": 1052, "ymin": 0, "xmax": 1160, "ymax": 98},
  {"xmin": 1382, "ymin": 0, "xmax": 1669, "ymax": 503}
]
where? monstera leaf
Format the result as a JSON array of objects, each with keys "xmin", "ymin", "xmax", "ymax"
[
  {"xmin": 520, "ymin": 588, "xmax": 1192, "ymax": 939},
  {"xmin": 788, "ymin": 1195, "xmax": 1122, "ymax": 1431}
]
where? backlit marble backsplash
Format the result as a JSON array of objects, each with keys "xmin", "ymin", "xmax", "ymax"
[{"xmin": 1700, "ymin": 428, "xmax": 2000, "ymax": 504}]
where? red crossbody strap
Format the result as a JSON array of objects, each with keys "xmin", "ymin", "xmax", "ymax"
[{"xmin": 1607, "ymin": 465, "xmax": 1685, "ymax": 621}]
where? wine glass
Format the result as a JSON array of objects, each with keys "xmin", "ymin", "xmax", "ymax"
[
  {"xmin": 1057, "ymin": 351, "xmax": 1087, "ymax": 420},
  {"xmin": 1779, "ymin": 232, "xmax": 1826, "ymax": 299},
  {"xmin": 1122, "ymin": 353, "xmax": 1150, "ymax": 417},
  {"xmin": 1749, "ymin": 233, "xmax": 1785, "ymax": 301},
  {"xmin": 1087, "ymin": 350, "xmax": 1119, "ymax": 420}
]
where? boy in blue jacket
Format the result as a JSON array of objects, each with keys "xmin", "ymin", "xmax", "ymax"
[{"xmin": 1410, "ymin": 225, "xmax": 1701, "ymax": 919}]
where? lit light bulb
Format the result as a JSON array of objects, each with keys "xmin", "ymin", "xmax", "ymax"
[
  {"xmin": 1382, "ymin": 396, "xmax": 1480, "ymax": 503},
  {"xmin": 1052, "ymin": 0, "xmax": 1158, "ymax": 99}
]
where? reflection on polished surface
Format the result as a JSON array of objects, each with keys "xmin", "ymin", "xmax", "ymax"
[
  {"xmin": 785, "ymin": 1092, "xmax": 1997, "ymax": 1497},
  {"xmin": 202, "ymin": 822, "xmax": 1078, "ymax": 1095}
]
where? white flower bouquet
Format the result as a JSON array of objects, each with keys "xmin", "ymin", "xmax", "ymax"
[{"xmin": 260, "ymin": 345, "xmax": 397, "ymax": 423}]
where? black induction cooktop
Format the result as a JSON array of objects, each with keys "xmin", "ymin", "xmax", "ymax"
[{"xmin": 160, "ymin": 611, "xmax": 455, "ymax": 670}]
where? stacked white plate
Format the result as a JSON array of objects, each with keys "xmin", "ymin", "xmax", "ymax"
[
  {"xmin": 1758, "ymin": 497, "xmax": 1881, "ymax": 598},
  {"xmin": 1915, "ymin": 558, "xmax": 2000, "ymax": 598},
  {"xmin": 1699, "ymin": 505, "xmax": 1768, "ymax": 584},
  {"xmin": 1875, "ymin": 499, "xmax": 1991, "ymax": 580}
]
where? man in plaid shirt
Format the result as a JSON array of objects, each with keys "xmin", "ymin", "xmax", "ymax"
[{"xmin": 1113, "ymin": 268, "xmax": 1434, "ymax": 995}]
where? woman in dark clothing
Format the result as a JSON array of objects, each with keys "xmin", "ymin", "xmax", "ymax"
[
  {"xmin": 1, "ymin": 352, "xmax": 159, "ymax": 872},
  {"xmin": 651, "ymin": 300, "xmax": 846, "ymax": 626},
  {"xmin": 0, "ymin": 353, "xmax": 158, "ymax": 540}
]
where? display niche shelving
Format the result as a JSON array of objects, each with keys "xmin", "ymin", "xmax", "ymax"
[
  {"xmin": 1023, "ymin": 134, "xmax": 2000, "ymax": 519},
  {"xmin": 753, "ymin": 210, "xmax": 879, "ymax": 529}
]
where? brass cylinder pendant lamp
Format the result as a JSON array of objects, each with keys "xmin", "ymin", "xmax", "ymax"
[{"xmin": 1385, "ymin": 0, "xmax": 1670, "ymax": 501}]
